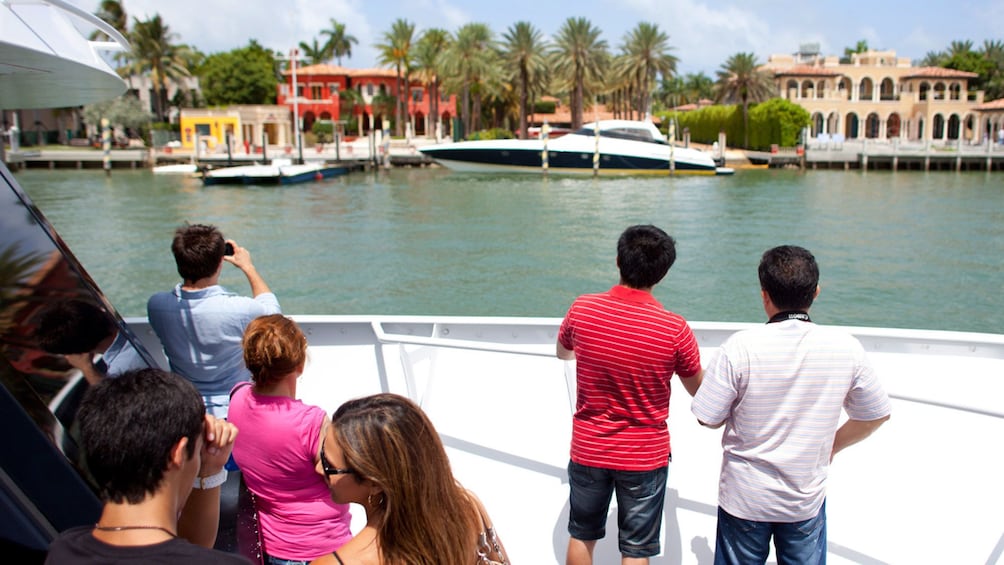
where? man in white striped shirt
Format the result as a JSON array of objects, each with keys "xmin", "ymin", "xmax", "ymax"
[{"xmin": 692, "ymin": 245, "xmax": 891, "ymax": 565}]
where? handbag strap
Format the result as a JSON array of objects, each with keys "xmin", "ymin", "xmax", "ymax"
[{"xmin": 475, "ymin": 504, "xmax": 507, "ymax": 565}]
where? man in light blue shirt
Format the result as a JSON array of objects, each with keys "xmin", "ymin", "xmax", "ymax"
[{"xmin": 148, "ymin": 224, "xmax": 280, "ymax": 418}]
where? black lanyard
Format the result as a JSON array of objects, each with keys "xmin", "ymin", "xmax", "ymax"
[{"xmin": 767, "ymin": 311, "xmax": 811, "ymax": 324}]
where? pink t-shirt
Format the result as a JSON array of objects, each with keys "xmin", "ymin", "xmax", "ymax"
[{"xmin": 229, "ymin": 384, "xmax": 351, "ymax": 560}]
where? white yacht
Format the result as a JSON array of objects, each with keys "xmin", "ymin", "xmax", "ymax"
[{"xmin": 420, "ymin": 120, "xmax": 735, "ymax": 176}]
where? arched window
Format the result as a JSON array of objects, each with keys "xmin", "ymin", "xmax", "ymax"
[
  {"xmin": 933, "ymin": 114, "xmax": 945, "ymax": 139},
  {"xmin": 816, "ymin": 80, "xmax": 826, "ymax": 99},
  {"xmin": 812, "ymin": 113, "xmax": 824, "ymax": 136},
  {"xmin": 887, "ymin": 114, "xmax": 901, "ymax": 138},
  {"xmin": 933, "ymin": 82, "xmax": 946, "ymax": 100},
  {"xmin": 947, "ymin": 115, "xmax": 961, "ymax": 139},
  {"xmin": 919, "ymin": 82, "xmax": 930, "ymax": 101},
  {"xmin": 949, "ymin": 83, "xmax": 961, "ymax": 101},
  {"xmin": 845, "ymin": 113, "xmax": 859, "ymax": 138},
  {"xmin": 865, "ymin": 113, "xmax": 881, "ymax": 138},
  {"xmin": 786, "ymin": 79, "xmax": 798, "ymax": 98},
  {"xmin": 858, "ymin": 78, "xmax": 874, "ymax": 101},
  {"xmin": 801, "ymin": 79, "xmax": 815, "ymax": 99},
  {"xmin": 880, "ymin": 78, "xmax": 896, "ymax": 101}
]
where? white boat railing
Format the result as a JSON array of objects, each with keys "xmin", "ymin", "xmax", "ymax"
[{"xmin": 127, "ymin": 315, "xmax": 1004, "ymax": 422}]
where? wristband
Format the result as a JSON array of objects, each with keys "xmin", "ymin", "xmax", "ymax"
[{"xmin": 193, "ymin": 469, "xmax": 228, "ymax": 489}]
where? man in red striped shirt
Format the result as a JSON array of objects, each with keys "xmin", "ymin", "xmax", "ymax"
[{"xmin": 557, "ymin": 224, "xmax": 703, "ymax": 565}]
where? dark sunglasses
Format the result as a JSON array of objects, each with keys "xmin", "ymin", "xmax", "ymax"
[{"xmin": 320, "ymin": 438, "xmax": 355, "ymax": 476}]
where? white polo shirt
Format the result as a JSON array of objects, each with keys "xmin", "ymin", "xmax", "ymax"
[{"xmin": 692, "ymin": 320, "xmax": 891, "ymax": 522}]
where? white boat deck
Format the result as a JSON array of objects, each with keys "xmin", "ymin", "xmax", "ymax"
[{"xmin": 127, "ymin": 316, "xmax": 1004, "ymax": 564}]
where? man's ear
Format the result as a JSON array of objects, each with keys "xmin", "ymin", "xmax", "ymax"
[{"xmin": 168, "ymin": 436, "xmax": 190, "ymax": 470}]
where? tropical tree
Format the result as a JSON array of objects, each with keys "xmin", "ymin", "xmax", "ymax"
[
  {"xmin": 126, "ymin": 14, "xmax": 192, "ymax": 122},
  {"xmin": 502, "ymin": 22, "xmax": 548, "ymax": 138},
  {"xmin": 82, "ymin": 94, "xmax": 153, "ymax": 133},
  {"xmin": 90, "ymin": 0, "xmax": 128, "ymax": 41},
  {"xmin": 617, "ymin": 22, "xmax": 677, "ymax": 119},
  {"xmin": 298, "ymin": 38, "xmax": 329, "ymax": 66},
  {"xmin": 550, "ymin": 17, "xmax": 609, "ymax": 129},
  {"xmin": 654, "ymin": 72, "xmax": 713, "ymax": 110},
  {"xmin": 980, "ymin": 39, "xmax": 1004, "ymax": 100},
  {"xmin": 714, "ymin": 52, "xmax": 776, "ymax": 147},
  {"xmin": 322, "ymin": 19, "xmax": 358, "ymax": 65},
  {"xmin": 414, "ymin": 28, "xmax": 451, "ymax": 137},
  {"xmin": 840, "ymin": 40, "xmax": 869, "ymax": 64},
  {"xmin": 197, "ymin": 40, "xmax": 278, "ymax": 106},
  {"xmin": 440, "ymin": 23, "xmax": 498, "ymax": 136},
  {"xmin": 376, "ymin": 18, "xmax": 416, "ymax": 136}
]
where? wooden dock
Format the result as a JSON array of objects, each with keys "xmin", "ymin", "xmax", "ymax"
[{"xmin": 801, "ymin": 140, "xmax": 1004, "ymax": 172}]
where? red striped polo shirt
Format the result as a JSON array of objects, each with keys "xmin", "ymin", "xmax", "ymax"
[{"xmin": 558, "ymin": 285, "xmax": 702, "ymax": 471}]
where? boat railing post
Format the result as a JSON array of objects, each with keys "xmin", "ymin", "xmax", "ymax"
[
  {"xmin": 541, "ymin": 121, "xmax": 549, "ymax": 176},
  {"xmin": 669, "ymin": 121, "xmax": 676, "ymax": 176},
  {"xmin": 101, "ymin": 117, "xmax": 111, "ymax": 176},
  {"xmin": 593, "ymin": 120, "xmax": 600, "ymax": 177}
]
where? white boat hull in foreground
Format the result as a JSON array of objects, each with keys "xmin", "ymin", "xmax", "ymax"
[{"xmin": 128, "ymin": 316, "xmax": 1004, "ymax": 564}]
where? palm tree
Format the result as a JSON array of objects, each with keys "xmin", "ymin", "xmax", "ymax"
[
  {"xmin": 440, "ymin": 23, "xmax": 497, "ymax": 136},
  {"xmin": 714, "ymin": 52, "xmax": 775, "ymax": 148},
  {"xmin": 298, "ymin": 38, "xmax": 329, "ymax": 66},
  {"xmin": 840, "ymin": 39, "xmax": 869, "ymax": 64},
  {"xmin": 127, "ymin": 14, "xmax": 192, "ymax": 122},
  {"xmin": 502, "ymin": 22, "xmax": 548, "ymax": 139},
  {"xmin": 90, "ymin": 0, "xmax": 127, "ymax": 40},
  {"xmin": 376, "ymin": 18, "xmax": 416, "ymax": 137},
  {"xmin": 321, "ymin": 19, "xmax": 358, "ymax": 66},
  {"xmin": 550, "ymin": 17, "xmax": 609, "ymax": 130},
  {"xmin": 414, "ymin": 28, "xmax": 450, "ymax": 138},
  {"xmin": 618, "ymin": 22, "xmax": 677, "ymax": 119}
]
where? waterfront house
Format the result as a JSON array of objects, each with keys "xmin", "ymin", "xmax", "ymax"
[
  {"xmin": 765, "ymin": 47, "xmax": 988, "ymax": 143},
  {"xmin": 277, "ymin": 64, "xmax": 457, "ymax": 139}
]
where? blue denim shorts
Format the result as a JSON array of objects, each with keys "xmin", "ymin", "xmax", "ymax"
[
  {"xmin": 567, "ymin": 460, "xmax": 669, "ymax": 558},
  {"xmin": 714, "ymin": 501, "xmax": 827, "ymax": 565}
]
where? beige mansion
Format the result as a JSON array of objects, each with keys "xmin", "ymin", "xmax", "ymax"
[{"xmin": 765, "ymin": 47, "xmax": 998, "ymax": 144}]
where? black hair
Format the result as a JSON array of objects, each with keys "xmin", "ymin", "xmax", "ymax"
[
  {"xmin": 171, "ymin": 224, "xmax": 226, "ymax": 282},
  {"xmin": 617, "ymin": 225, "xmax": 677, "ymax": 289},
  {"xmin": 758, "ymin": 245, "xmax": 820, "ymax": 311},
  {"xmin": 36, "ymin": 299, "xmax": 115, "ymax": 354},
  {"xmin": 78, "ymin": 368, "xmax": 205, "ymax": 504}
]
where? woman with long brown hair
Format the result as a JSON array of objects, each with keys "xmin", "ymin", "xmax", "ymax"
[
  {"xmin": 228, "ymin": 314, "xmax": 352, "ymax": 564},
  {"xmin": 313, "ymin": 393, "xmax": 507, "ymax": 565}
]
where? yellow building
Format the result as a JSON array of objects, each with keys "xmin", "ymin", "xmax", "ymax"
[
  {"xmin": 179, "ymin": 106, "xmax": 292, "ymax": 151},
  {"xmin": 765, "ymin": 48, "xmax": 986, "ymax": 143}
]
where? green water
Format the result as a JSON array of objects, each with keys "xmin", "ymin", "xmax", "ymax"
[{"xmin": 14, "ymin": 167, "xmax": 1004, "ymax": 334}]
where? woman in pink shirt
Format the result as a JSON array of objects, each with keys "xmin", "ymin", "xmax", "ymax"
[{"xmin": 229, "ymin": 315, "xmax": 352, "ymax": 564}]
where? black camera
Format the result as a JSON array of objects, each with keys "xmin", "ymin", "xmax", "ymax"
[{"xmin": 224, "ymin": 243, "xmax": 235, "ymax": 256}]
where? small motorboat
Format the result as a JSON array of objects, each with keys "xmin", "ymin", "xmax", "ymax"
[
  {"xmin": 420, "ymin": 120, "xmax": 734, "ymax": 176},
  {"xmin": 152, "ymin": 163, "xmax": 198, "ymax": 175},
  {"xmin": 202, "ymin": 159, "xmax": 348, "ymax": 185}
]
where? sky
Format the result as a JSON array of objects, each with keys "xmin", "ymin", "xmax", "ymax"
[{"xmin": 73, "ymin": 0, "xmax": 1004, "ymax": 76}]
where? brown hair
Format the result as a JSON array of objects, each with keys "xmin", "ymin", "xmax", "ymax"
[
  {"xmin": 242, "ymin": 315, "xmax": 307, "ymax": 387},
  {"xmin": 171, "ymin": 224, "xmax": 226, "ymax": 282},
  {"xmin": 331, "ymin": 394, "xmax": 482, "ymax": 565}
]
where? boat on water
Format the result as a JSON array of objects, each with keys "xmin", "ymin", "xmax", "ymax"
[
  {"xmin": 419, "ymin": 120, "xmax": 735, "ymax": 176},
  {"xmin": 152, "ymin": 163, "xmax": 199, "ymax": 175},
  {"xmin": 202, "ymin": 158, "xmax": 349, "ymax": 185},
  {"xmin": 2, "ymin": 3, "xmax": 1004, "ymax": 564}
]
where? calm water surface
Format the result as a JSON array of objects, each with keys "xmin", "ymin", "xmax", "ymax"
[{"xmin": 15, "ymin": 167, "xmax": 1004, "ymax": 334}]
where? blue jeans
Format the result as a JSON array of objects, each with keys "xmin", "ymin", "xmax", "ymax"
[
  {"xmin": 264, "ymin": 554, "xmax": 308, "ymax": 565},
  {"xmin": 714, "ymin": 501, "xmax": 827, "ymax": 565},
  {"xmin": 567, "ymin": 460, "xmax": 669, "ymax": 558}
]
